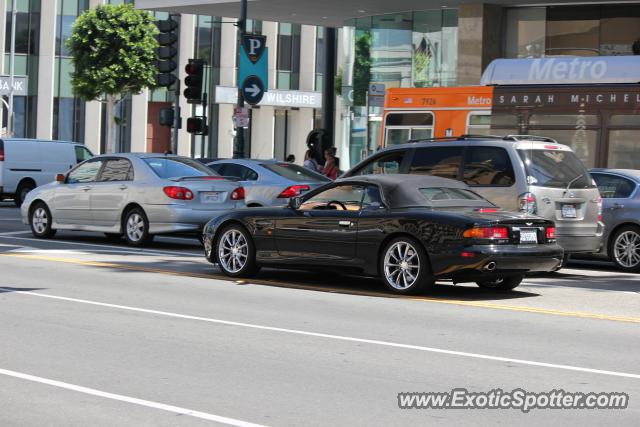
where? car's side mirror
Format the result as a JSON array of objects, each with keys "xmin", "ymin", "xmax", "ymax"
[
  {"xmin": 289, "ymin": 197, "xmax": 302, "ymax": 210},
  {"xmin": 55, "ymin": 173, "xmax": 66, "ymax": 184}
]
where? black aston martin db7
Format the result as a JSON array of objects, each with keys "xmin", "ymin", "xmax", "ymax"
[{"xmin": 202, "ymin": 175, "xmax": 563, "ymax": 294}]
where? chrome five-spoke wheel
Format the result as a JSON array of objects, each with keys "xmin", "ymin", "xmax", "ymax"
[
  {"xmin": 612, "ymin": 228, "xmax": 640, "ymax": 272},
  {"xmin": 380, "ymin": 237, "xmax": 432, "ymax": 294},
  {"xmin": 126, "ymin": 213, "xmax": 145, "ymax": 242},
  {"xmin": 32, "ymin": 207, "xmax": 49, "ymax": 235}
]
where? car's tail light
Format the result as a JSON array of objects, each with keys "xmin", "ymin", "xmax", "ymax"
[
  {"xmin": 597, "ymin": 196, "xmax": 603, "ymax": 222},
  {"xmin": 230, "ymin": 187, "xmax": 245, "ymax": 200},
  {"xmin": 0, "ymin": 140, "xmax": 4, "ymax": 161},
  {"xmin": 518, "ymin": 192, "xmax": 537, "ymax": 214},
  {"xmin": 163, "ymin": 186, "xmax": 194, "ymax": 200},
  {"xmin": 278, "ymin": 185, "xmax": 310, "ymax": 198},
  {"xmin": 546, "ymin": 227, "xmax": 556, "ymax": 242},
  {"xmin": 476, "ymin": 207, "xmax": 498, "ymax": 213},
  {"xmin": 463, "ymin": 227, "xmax": 509, "ymax": 239}
]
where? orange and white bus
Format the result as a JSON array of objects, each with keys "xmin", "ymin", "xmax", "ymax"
[{"xmin": 381, "ymin": 86, "xmax": 494, "ymax": 147}]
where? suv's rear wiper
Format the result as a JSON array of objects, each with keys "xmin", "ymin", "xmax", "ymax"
[{"xmin": 563, "ymin": 172, "xmax": 586, "ymax": 196}]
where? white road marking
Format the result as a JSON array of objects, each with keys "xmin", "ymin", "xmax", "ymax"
[
  {"xmin": 0, "ymin": 368, "xmax": 265, "ymax": 426},
  {"xmin": 0, "ymin": 218, "xmax": 23, "ymax": 221},
  {"xmin": 1, "ymin": 288, "xmax": 638, "ymax": 380},
  {"xmin": 0, "ymin": 235, "xmax": 202, "ymax": 257},
  {"xmin": 0, "ymin": 230, "xmax": 31, "ymax": 235}
]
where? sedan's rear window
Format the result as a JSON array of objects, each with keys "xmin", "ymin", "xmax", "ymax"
[
  {"xmin": 419, "ymin": 187, "xmax": 486, "ymax": 202},
  {"xmin": 260, "ymin": 162, "xmax": 330, "ymax": 182},
  {"xmin": 144, "ymin": 157, "xmax": 219, "ymax": 179}
]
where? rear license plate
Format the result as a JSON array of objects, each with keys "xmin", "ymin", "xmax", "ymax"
[
  {"xmin": 561, "ymin": 204, "xmax": 577, "ymax": 218},
  {"xmin": 519, "ymin": 229, "xmax": 538, "ymax": 244},
  {"xmin": 201, "ymin": 192, "xmax": 222, "ymax": 203}
]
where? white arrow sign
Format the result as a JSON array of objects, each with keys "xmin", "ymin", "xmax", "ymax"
[{"xmin": 244, "ymin": 84, "xmax": 261, "ymax": 97}]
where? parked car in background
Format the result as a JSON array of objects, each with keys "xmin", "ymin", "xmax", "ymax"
[
  {"xmin": 207, "ymin": 159, "xmax": 330, "ymax": 207},
  {"xmin": 343, "ymin": 135, "xmax": 603, "ymax": 258},
  {"xmin": 586, "ymin": 169, "xmax": 640, "ymax": 272},
  {"xmin": 21, "ymin": 154, "xmax": 245, "ymax": 246},
  {"xmin": 203, "ymin": 174, "xmax": 563, "ymax": 295},
  {"xmin": 0, "ymin": 138, "xmax": 93, "ymax": 206}
]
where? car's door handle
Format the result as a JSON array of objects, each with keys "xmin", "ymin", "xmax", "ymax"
[
  {"xmin": 119, "ymin": 184, "xmax": 128, "ymax": 190},
  {"xmin": 338, "ymin": 220, "xmax": 353, "ymax": 227},
  {"xmin": 609, "ymin": 203, "xmax": 624, "ymax": 210},
  {"xmin": 81, "ymin": 186, "xmax": 92, "ymax": 191}
]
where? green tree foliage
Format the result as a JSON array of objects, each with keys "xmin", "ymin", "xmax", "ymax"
[
  {"xmin": 68, "ymin": 4, "xmax": 159, "ymax": 152},
  {"xmin": 353, "ymin": 31, "xmax": 372, "ymax": 107}
]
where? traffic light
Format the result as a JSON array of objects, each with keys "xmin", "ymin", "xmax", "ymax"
[
  {"xmin": 184, "ymin": 59, "xmax": 205, "ymax": 103},
  {"xmin": 159, "ymin": 108, "xmax": 174, "ymax": 127},
  {"xmin": 186, "ymin": 116, "xmax": 208, "ymax": 135},
  {"xmin": 155, "ymin": 16, "xmax": 179, "ymax": 87}
]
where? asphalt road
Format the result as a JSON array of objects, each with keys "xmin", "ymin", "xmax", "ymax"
[{"xmin": 0, "ymin": 201, "xmax": 638, "ymax": 426}]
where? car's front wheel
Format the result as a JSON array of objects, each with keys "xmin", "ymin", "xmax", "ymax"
[
  {"xmin": 380, "ymin": 237, "xmax": 434, "ymax": 295},
  {"xmin": 29, "ymin": 202, "xmax": 56, "ymax": 239},
  {"xmin": 215, "ymin": 224, "xmax": 259, "ymax": 278},
  {"xmin": 610, "ymin": 225, "xmax": 640, "ymax": 273},
  {"xmin": 476, "ymin": 275, "xmax": 524, "ymax": 291},
  {"xmin": 123, "ymin": 208, "xmax": 153, "ymax": 247}
]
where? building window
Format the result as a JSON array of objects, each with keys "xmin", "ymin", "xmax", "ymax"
[
  {"xmin": 315, "ymin": 26, "xmax": 325, "ymax": 91},
  {"xmin": 53, "ymin": 0, "xmax": 88, "ymax": 143},
  {"xmin": 277, "ymin": 23, "xmax": 301, "ymax": 90},
  {"xmin": 3, "ymin": 0, "xmax": 41, "ymax": 138}
]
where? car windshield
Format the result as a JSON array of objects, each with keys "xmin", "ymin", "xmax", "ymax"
[
  {"xmin": 144, "ymin": 157, "xmax": 219, "ymax": 179},
  {"xmin": 260, "ymin": 162, "xmax": 330, "ymax": 182},
  {"xmin": 517, "ymin": 149, "xmax": 594, "ymax": 189}
]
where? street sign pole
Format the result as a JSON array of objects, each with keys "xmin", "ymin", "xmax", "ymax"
[
  {"xmin": 171, "ymin": 14, "xmax": 181, "ymax": 154},
  {"xmin": 7, "ymin": 0, "xmax": 17, "ymax": 136},
  {"xmin": 233, "ymin": 0, "xmax": 248, "ymax": 159}
]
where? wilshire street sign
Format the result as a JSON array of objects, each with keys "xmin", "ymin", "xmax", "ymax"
[{"xmin": 0, "ymin": 75, "xmax": 28, "ymax": 96}]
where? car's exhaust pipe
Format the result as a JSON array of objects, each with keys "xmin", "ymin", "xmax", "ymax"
[{"xmin": 483, "ymin": 261, "xmax": 497, "ymax": 272}]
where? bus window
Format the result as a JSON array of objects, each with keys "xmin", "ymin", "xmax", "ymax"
[
  {"xmin": 467, "ymin": 112, "xmax": 492, "ymax": 136},
  {"xmin": 384, "ymin": 112, "xmax": 434, "ymax": 145}
]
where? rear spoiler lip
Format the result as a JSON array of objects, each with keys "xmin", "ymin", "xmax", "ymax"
[{"xmin": 169, "ymin": 176, "xmax": 239, "ymax": 182}]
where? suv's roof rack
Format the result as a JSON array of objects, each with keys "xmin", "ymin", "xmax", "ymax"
[
  {"xmin": 408, "ymin": 135, "xmax": 506, "ymax": 144},
  {"xmin": 503, "ymin": 135, "xmax": 558, "ymax": 143}
]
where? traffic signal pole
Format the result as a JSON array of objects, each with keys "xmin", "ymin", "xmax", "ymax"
[
  {"xmin": 171, "ymin": 14, "xmax": 181, "ymax": 154},
  {"xmin": 233, "ymin": 0, "xmax": 248, "ymax": 159}
]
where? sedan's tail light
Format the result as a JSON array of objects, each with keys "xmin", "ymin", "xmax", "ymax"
[
  {"xmin": 463, "ymin": 227, "xmax": 509, "ymax": 239},
  {"xmin": 278, "ymin": 185, "xmax": 310, "ymax": 198},
  {"xmin": 518, "ymin": 192, "xmax": 537, "ymax": 214},
  {"xmin": 163, "ymin": 186, "xmax": 194, "ymax": 200},
  {"xmin": 546, "ymin": 226, "xmax": 556, "ymax": 242},
  {"xmin": 230, "ymin": 187, "xmax": 245, "ymax": 200}
]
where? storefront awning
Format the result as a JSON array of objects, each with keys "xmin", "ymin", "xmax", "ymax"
[{"xmin": 481, "ymin": 56, "xmax": 640, "ymax": 86}]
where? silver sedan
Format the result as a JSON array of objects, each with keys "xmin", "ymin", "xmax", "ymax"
[
  {"xmin": 207, "ymin": 159, "xmax": 330, "ymax": 207},
  {"xmin": 21, "ymin": 154, "xmax": 245, "ymax": 246}
]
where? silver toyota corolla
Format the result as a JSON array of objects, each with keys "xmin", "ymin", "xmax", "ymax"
[
  {"xmin": 21, "ymin": 154, "xmax": 245, "ymax": 246},
  {"xmin": 206, "ymin": 159, "xmax": 330, "ymax": 207}
]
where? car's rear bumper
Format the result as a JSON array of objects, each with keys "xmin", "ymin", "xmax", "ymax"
[
  {"xmin": 434, "ymin": 244, "xmax": 564, "ymax": 281},
  {"xmin": 556, "ymin": 232, "xmax": 603, "ymax": 254},
  {"xmin": 146, "ymin": 204, "xmax": 240, "ymax": 235}
]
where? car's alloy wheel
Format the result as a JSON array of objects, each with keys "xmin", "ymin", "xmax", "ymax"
[
  {"xmin": 380, "ymin": 237, "xmax": 432, "ymax": 294},
  {"xmin": 123, "ymin": 209, "xmax": 153, "ymax": 247},
  {"xmin": 476, "ymin": 275, "xmax": 524, "ymax": 291},
  {"xmin": 611, "ymin": 227, "xmax": 640, "ymax": 272},
  {"xmin": 216, "ymin": 225, "xmax": 259, "ymax": 277},
  {"xmin": 29, "ymin": 203, "xmax": 56, "ymax": 239}
]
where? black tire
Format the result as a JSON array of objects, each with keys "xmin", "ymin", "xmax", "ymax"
[
  {"xmin": 15, "ymin": 181, "xmax": 35, "ymax": 207},
  {"xmin": 122, "ymin": 208, "xmax": 153, "ymax": 247},
  {"xmin": 609, "ymin": 225, "xmax": 640, "ymax": 273},
  {"xmin": 29, "ymin": 202, "xmax": 56, "ymax": 239},
  {"xmin": 476, "ymin": 275, "xmax": 524, "ymax": 291},
  {"xmin": 215, "ymin": 224, "xmax": 259, "ymax": 278},
  {"xmin": 379, "ymin": 236, "xmax": 434, "ymax": 295},
  {"xmin": 104, "ymin": 233, "xmax": 123, "ymax": 241}
]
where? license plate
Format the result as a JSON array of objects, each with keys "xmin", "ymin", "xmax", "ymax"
[
  {"xmin": 201, "ymin": 191, "xmax": 222, "ymax": 203},
  {"xmin": 561, "ymin": 204, "xmax": 577, "ymax": 218},
  {"xmin": 519, "ymin": 229, "xmax": 538, "ymax": 244}
]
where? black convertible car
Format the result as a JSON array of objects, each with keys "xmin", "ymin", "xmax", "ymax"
[{"xmin": 202, "ymin": 175, "xmax": 563, "ymax": 294}]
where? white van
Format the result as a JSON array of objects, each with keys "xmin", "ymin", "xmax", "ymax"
[{"xmin": 0, "ymin": 138, "xmax": 94, "ymax": 206}]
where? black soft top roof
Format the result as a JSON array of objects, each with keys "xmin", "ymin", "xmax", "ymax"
[{"xmin": 338, "ymin": 174, "xmax": 491, "ymax": 208}]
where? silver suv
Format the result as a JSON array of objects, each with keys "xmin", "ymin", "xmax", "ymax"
[{"xmin": 343, "ymin": 135, "xmax": 604, "ymax": 255}]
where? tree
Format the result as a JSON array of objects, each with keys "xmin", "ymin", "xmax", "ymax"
[{"xmin": 68, "ymin": 4, "xmax": 158, "ymax": 153}]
